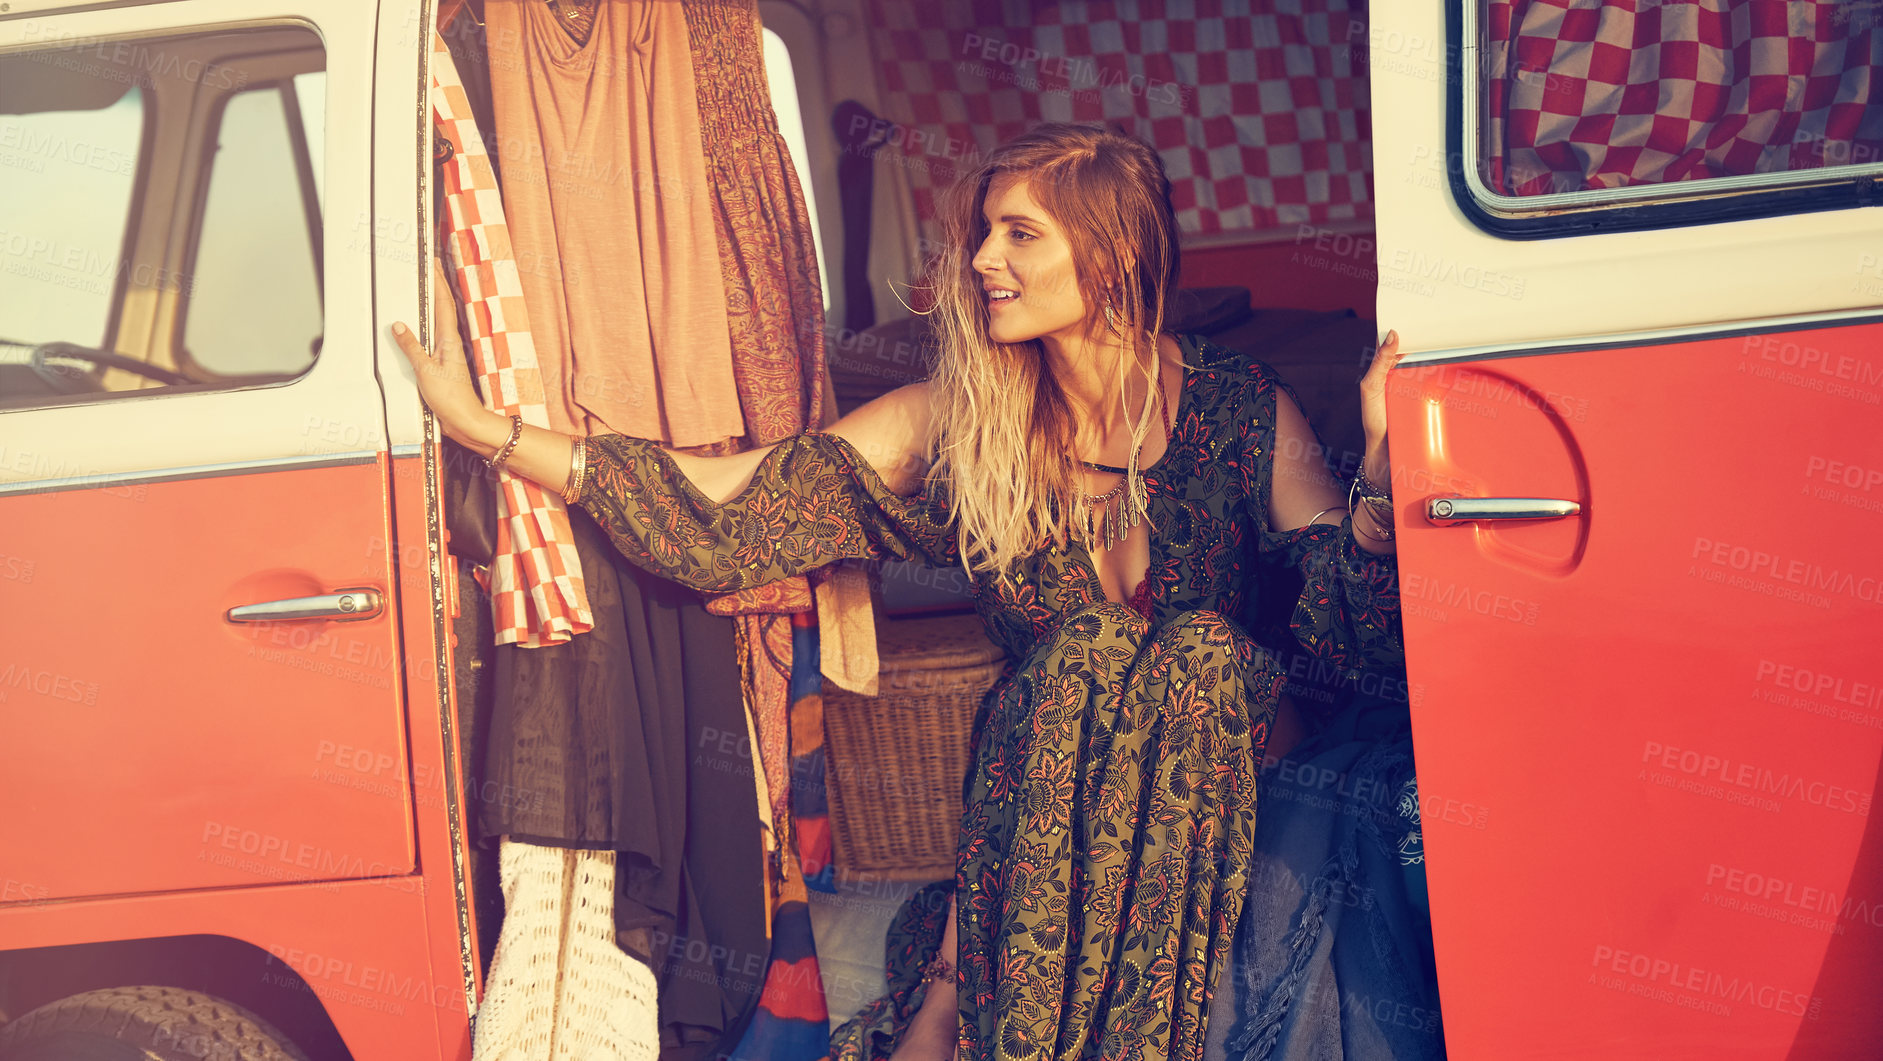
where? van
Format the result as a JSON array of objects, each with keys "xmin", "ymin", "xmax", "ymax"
[
  {"xmin": 1374, "ymin": 3, "xmax": 1882, "ymax": 1056},
  {"xmin": 1, "ymin": 4, "xmax": 475, "ymax": 1058},
  {"xmin": 0, "ymin": 1, "xmax": 1877, "ymax": 1059}
]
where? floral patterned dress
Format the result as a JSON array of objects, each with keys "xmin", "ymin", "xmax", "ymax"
[{"xmin": 575, "ymin": 336, "xmax": 1404, "ymax": 1061}]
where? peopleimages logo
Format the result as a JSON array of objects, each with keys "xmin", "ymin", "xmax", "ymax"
[
  {"xmin": 958, "ymin": 32, "xmax": 1188, "ymax": 107},
  {"xmin": 1754, "ymin": 659, "xmax": 1883, "ymax": 712},
  {"xmin": 1640, "ymin": 740, "xmax": 1871, "ymax": 816},
  {"xmin": 1706, "ymin": 864, "xmax": 1883, "ymax": 930},
  {"xmin": 1590, "ymin": 944, "xmax": 1819, "ymax": 1019},
  {"xmin": 16, "ymin": 25, "xmax": 250, "ymax": 91},
  {"xmin": 1691, "ymin": 536, "xmax": 1883, "ymax": 606}
]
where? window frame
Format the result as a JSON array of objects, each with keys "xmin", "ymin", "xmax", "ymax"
[
  {"xmin": 757, "ymin": 1, "xmax": 841, "ymax": 316},
  {"xmin": 99, "ymin": 85, "xmax": 160, "ymax": 356},
  {"xmin": 1449, "ymin": 1, "xmax": 1883, "ymax": 240}
]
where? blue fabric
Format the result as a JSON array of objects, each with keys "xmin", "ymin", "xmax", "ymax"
[
  {"xmin": 1219, "ymin": 691, "xmax": 1446, "ymax": 1061},
  {"xmin": 788, "ymin": 620, "xmax": 836, "ymax": 894},
  {"xmin": 789, "ymin": 621, "xmax": 823, "ymax": 702}
]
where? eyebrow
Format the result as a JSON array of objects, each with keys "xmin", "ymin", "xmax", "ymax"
[{"xmin": 996, "ymin": 214, "xmax": 1044, "ymax": 225}]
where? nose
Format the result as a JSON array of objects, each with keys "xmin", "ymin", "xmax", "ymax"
[{"xmin": 971, "ymin": 233, "xmax": 1002, "ymax": 277}]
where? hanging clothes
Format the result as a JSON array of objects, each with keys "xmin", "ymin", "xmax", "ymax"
[
  {"xmin": 473, "ymin": 843, "xmax": 662, "ymax": 1061},
  {"xmin": 674, "ymin": 5, "xmax": 871, "ymax": 1057},
  {"xmin": 431, "ymin": 28, "xmax": 593, "ymax": 649},
  {"xmin": 485, "ymin": 0, "xmax": 743, "ymax": 448},
  {"xmin": 480, "ymin": 503, "xmax": 770, "ymax": 1060},
  {"xmin": 679, "ymin": 0, "xmax": 828, "ymax": 450},
  {"xmin": 471, "ymin": 6, "xmax": 783, "ymax": 1053},
  {"xmin": 726, "ymin": 613, "xmax": 842, "ymax": 1061}
]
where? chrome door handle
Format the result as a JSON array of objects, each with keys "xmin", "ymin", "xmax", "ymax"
[
  {"xmin": 1426, "ymin": 497, "xmax": 1581, "ymax": 523},
  {"xmin": 226, "ymin": 587, "xmax": 385, "ymax": 623}
]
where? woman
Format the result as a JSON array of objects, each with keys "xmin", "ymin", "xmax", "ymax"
[{"xmin": 394, "ymin": 123, "xmax": 1405, "ymax": 1061}]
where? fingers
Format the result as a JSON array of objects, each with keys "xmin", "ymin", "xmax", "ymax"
[
  {"xmin": 390, "ymin": 256, "xmax": 460, "ymax": 369},
  {"xmin": 1361, "ymin": 328, "xmax": 1405, "ymax": 388},
  {"xmin": 1372, "ymin": 328, "xmax": 1401, "ymax": 367},
  {"xmin": 389, "ymin": 320, "xmax": 429, "ymax": 366}
]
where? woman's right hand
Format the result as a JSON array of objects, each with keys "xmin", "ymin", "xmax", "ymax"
[{"xmin": 390, "ymin": 256, "xmax": 491, "ymax": 441}]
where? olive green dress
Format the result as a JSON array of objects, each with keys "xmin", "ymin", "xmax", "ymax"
[{"xmin": 574, "ymin": 336, "xmax": 1404, "ymax": 1061}]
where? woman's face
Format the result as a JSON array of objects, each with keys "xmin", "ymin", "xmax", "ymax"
[{"xmin": 972, "ymin": 176, "xmax": 1094, "ymax": 347}]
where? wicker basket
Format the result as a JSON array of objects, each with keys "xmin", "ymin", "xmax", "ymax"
[{"xmin": 823, "ymin": 611, "xmax": 1008, "ymax": 882}]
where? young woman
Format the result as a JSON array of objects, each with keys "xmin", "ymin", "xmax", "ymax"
[{"xmin": 394, "ymin": 123, "xmax": 1405, "ymax": 1061}]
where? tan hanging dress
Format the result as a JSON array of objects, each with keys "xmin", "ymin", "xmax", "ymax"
[{"xmin": 485, "ymin": 0, "xmax": 743, "ymax": 448}]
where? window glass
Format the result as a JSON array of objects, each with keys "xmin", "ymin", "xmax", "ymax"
[
  {"xmin": 182, "ymin": 81, "xmax": 323, "ymax": 377},
  {"xmin": 1477, "ymin": 1, "xmax": 1883, "ymax": 201},
  {"xmin": 0, "ymin": 86, "xmax": 143, "ymax": 350}
]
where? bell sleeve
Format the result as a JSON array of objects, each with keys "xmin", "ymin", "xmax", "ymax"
[
  {"xmin": 575, "ymin": 431, "xmax": 959, "ymax": 594},
  {"xmin": 1240, "ymin": 362, "xmax": 1405, "ymax": 677}
]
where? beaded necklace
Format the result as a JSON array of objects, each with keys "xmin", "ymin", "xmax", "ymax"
[{"xmin": 1074, "ymin": 359, "xmax": 1171, "ymax": 553}]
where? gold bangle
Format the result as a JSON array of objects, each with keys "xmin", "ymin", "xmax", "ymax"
[
  {"xmin": 1351, "ymin": 502, "xmax": 1396, "ymax": 543},
  {"xmin": 486, "ymin": 414, "xmax": 523, "ymax": 471},
  {"xmin": 1306, "ymin": 505, "xmax": 1345, "ymax": 527},
  {"xmin": 562, "ymin": 437, "xmax": 587, "ymax": 504},
  {"xmin": 1347, "ymin": 473, "xmax": 1393, "ymax": 529}
]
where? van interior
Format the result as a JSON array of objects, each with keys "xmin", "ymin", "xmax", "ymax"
[{"xmin": 425, "ymin": 0, "xmax": 1395, "ymax": 1041}]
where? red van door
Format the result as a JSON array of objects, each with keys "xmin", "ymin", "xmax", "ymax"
[
  {"xmin": 1369, "ymin": 3, "xmax": 1883, "ymax": 1058},
  {"xmin": 0, "ymin": 9, "xmax": 414, "ymax": 903}
]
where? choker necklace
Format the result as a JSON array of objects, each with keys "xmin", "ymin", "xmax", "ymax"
[{"xmin": 1076, "ymin": 359, "xmax": 1170, "ymax": 552}]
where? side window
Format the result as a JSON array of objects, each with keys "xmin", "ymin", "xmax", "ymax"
[
  {"xmin": 181, "ymin": 74, "xmax": 325, "ymax": 378},
  {"xmin": 0, "ymin": 26, "xmax": 325, "ymax": 409},
  {"xmin": 0, "ymin": 84, "xmax": 144, "ymax": 384},
  {"xmin": 1468, "ymin": 2, "xmax": 1883, "ymax": 226}
]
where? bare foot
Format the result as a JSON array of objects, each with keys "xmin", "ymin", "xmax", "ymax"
[
  {"xmin": 886, "ymin": 894, "xmax": 959, "ymax": 1061},
  {"xmin": 886, "ymin": 985, "xmax": 956, "ymax": 1061}
]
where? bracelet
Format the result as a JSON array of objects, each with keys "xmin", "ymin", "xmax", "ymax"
[
  {"xmin": 562, "ymin": 437, "xmax": 588, "ymax": 504},
  {"xmin": 1349, "ymin": 468, "xmax": 1394, "ymax": 528},
  {"xmin": 1352, "ymin": 464, "xmax": 1391, "ymax": 507},
  {"xmin": 919, "ymin": 955, "xmax": 956, "ymax": 986},
  {"xmin": 486, "ymin": 414, "xmax": 524, "ymax": 472},
  {"xmin": 1306, "ymin": 505, "xmax": 1345, "ymax": 527},
  {"xmin": 1351, "ymin": 499, "xmax": 1396, "ymax": 543}
]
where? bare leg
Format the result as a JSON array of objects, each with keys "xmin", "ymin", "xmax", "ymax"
[
  {"xmin": 1264, "ymin": 691, "xmax": 1305, "ymax": 770},
  {"xmin": 886, "ymin": 892, "xmax": 959, "ymax": 1061}
]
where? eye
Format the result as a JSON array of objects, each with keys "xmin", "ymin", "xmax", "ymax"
[{"xmin": 1008, "ymin": 228, "xmax": 1036, "ymax": 242}]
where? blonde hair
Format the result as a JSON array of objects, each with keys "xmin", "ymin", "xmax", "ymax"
[{"xmin": 924, "ymin": 123, "xmax": 1180, "ymax": 578}]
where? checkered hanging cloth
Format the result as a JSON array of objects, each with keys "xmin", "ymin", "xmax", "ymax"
[
  {"xmin": 866, "ymin": 0, "xmax": 1373, "ymax": 237},
  {"xmin": 1484, "ymin": 0, "xmax": 1883, "ymax": 196},
  {"xmin": 430, "ymin": 30, "xmax": 594, "ymax": 648}
]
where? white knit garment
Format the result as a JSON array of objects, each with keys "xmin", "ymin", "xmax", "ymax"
[{"xmin": 474, "ymin": 840, "xmax": 661, "ymax": 1061}]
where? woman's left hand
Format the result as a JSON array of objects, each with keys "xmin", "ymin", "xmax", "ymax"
[{"xmin": 1357, "ymin": 328, "xmax": 1404, "ymax": 481}]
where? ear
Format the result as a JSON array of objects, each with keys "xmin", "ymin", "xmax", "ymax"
[{"xmin": 1097, "ymin": 252, "xmax": 1137, "ymax": 308}]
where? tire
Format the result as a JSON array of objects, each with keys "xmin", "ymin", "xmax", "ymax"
[{"xmin": 0, "ymin": 985, "xmax": 312, "ymax": 1061}]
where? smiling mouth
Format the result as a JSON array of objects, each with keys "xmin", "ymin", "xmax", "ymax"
[{"xmin": 986, "ymin": 289, "xmax": 1019, "ymax": 305}]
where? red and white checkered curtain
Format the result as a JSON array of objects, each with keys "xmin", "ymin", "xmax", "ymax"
[
  {"xmin": 431, "ymin": 31, "xmax": 593, "ymax": 648},
  {"xmin": 1483, "ymin": 0, "xmax": 1883, "ymax": 196},
  {"xmin": 867, "ymin": 0, "xmax": 1372, "ymax": 237}
]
